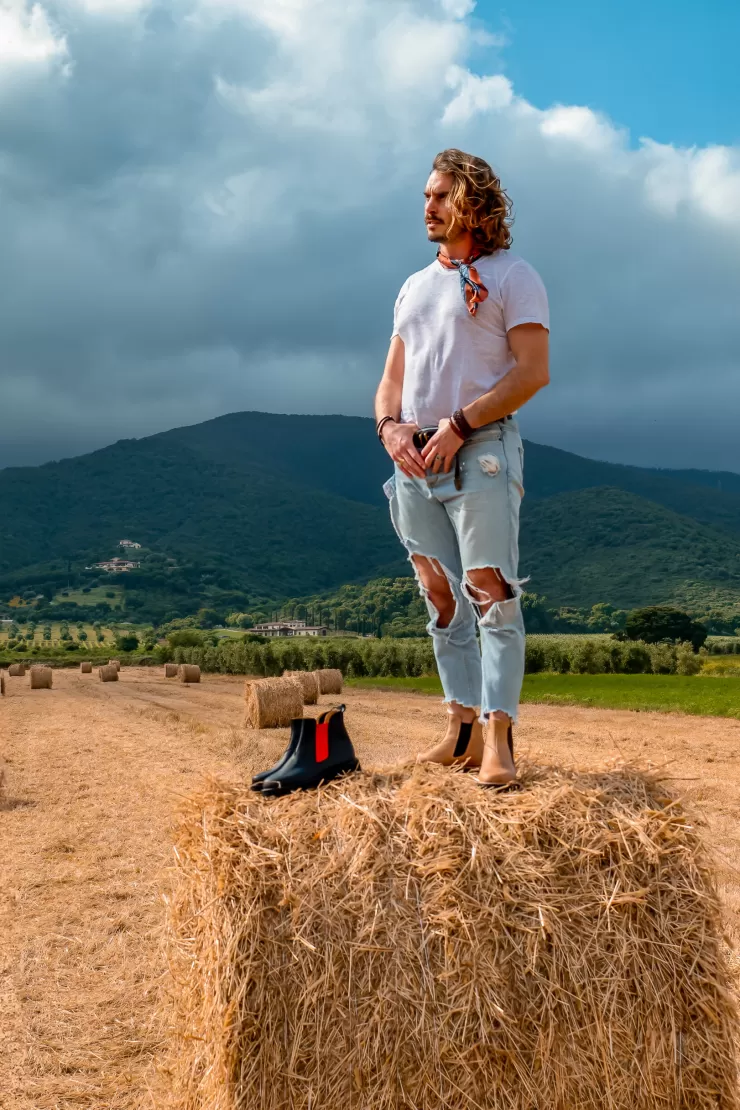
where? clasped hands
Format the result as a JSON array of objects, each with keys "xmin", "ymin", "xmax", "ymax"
[{"xmin": 382, "ymin": 418, "xmax": 463, "ymax": 479}]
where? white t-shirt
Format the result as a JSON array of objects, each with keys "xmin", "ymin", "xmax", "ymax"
[{"xmin": 392, "ymin": 251, "xmax": 549, "ymax": 427}]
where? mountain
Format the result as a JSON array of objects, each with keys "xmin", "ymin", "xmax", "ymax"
[
  {"xmin": 159, "ymin": 411, "xmax": 740, "ymax": 539},
  {"xmin": 0, "ymin": 411, "xmax": 738, "ymax": 619},
  {"xmin": 522, "ymin": 487, "xmax": 740, "ymax": 610},
  {"xmin": 0, "ymin": 434, "xmax": 406, "ymax": 598}
]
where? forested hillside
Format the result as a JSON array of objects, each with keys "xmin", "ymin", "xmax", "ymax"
[{"xmin": 0, "ymin": 411, "xmax": 738, "ymax": 625}]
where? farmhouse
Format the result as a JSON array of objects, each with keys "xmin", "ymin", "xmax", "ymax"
[
  {"xmin": 252, "ymin": 620, "xmax": 328, "ymax": 638},
  {"xmin": 119, "ymin": 539, "xmax": 142, "ymax": 549},
  {"xmin": 91, "ymin": 557, "xmax": 141, "ymax": 573}
]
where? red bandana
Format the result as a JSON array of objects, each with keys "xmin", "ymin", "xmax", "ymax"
[{"xmin": 436, "ymin": 249, "xmax": 489, "ymax": 317}]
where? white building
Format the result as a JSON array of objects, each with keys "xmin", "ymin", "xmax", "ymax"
[
  {"xmin": 252, "ymin": 621, "xmax": 328, "ymax": 638},
  {"xmin": 119, "ymin": 539, "xmax": 142, "ymax": 549},
  {"xmin": 91, "ymin": 557, "xmax": 140, "ymax": 573}
]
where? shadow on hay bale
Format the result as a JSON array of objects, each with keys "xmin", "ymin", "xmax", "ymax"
[{"xmin": 167, "ymin": 762, "xmax": 739, "ymax": 1110}]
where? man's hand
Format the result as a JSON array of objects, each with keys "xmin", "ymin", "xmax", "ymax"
[
  {"xmin": 382, "ymin": 422, "xmax": 426, "ymax": 478},
  {"xmin": 421, "ymin": 418, "xmax": 464, "ymax": 474}
]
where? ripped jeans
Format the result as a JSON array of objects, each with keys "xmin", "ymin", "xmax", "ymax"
[{"xmin": 384, "ymin": 420, "xmax": 526, "ymax": 722}]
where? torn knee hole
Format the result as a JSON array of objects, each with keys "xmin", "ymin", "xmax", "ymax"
[
  {"xmin": 411, "ymin": 555, "xmax": 448, "ymax": 582},
  {"xmin": 463, "ymin": 568, "xmax": 513, "ymax": 608},
  {"xmin": 463, "ymin": 569, "xmax": 524, "ymax": 628},
  {"xmin": 411, "ymin": 554, "xmax": 458, "ymax": 629}
]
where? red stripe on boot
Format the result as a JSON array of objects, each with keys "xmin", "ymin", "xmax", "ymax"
[{"xmin": 315, "ymin": 721, "xmax": 329, "ymax": 762}]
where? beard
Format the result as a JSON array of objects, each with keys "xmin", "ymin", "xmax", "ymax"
[{"xmin": 425, "ymin": 220, "xmax": 447, "ymax": 241}]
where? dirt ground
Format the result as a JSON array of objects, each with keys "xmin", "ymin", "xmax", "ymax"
[{"xmin": 1, "ymin": 667, "xmax": 739, "ymax": 1108}]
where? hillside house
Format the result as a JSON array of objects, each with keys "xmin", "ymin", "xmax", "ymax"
[
  {"xmin": 91, "ymin": 557, "xmax": 140, "ymax": 573},
  {"xmin": 119, "ymin": 539, "xmax": 142, "ymax": 549},
  {"xmin": 252, "ymin": 621, "xmax": 328, "ymax": 638}
]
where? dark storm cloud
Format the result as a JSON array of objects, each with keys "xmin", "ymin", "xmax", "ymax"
[{"xmin": 0, "ymin": 0, "xmax": 738, "ymax": 471}]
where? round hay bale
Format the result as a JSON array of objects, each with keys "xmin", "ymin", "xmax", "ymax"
[
  {"xmin": 168, "ymin": 765, "xmax": 740, "ymax": 1110},
  {"xmin": 99, "ymin": 664, "xmax": 119, "ymax": 682},
  {"xmin": 80, "ymin": 661, "xmax": 93, "ymax": 674},
  {"xmin": 164, "ymin": 663, "xmax": 178, "ymax": 678},
  {"xmin": 29, "ymin": 665, "xmax": 52, "ymax": 690},
  {"xmin": 108, "ymin": 658, "xmax": 121, "ymax": 672},
  {"xmin": 283, "ymin": 669, "xmax": 319, "ymax": 705},
  {"xmin": 0, "ymin": 672, "xmax": 5, "ymax": 697},
  {"xmin": 245, "ymin": 676, "xmax": 303, "ymax": 729},
  {"xmin": 179, "ymin": 664, "xmax": 201, "ymax": 684},
  {"xmin": 316, "ymin": 667, "xmax": 342, "ymax": 695},
  {"xmin": 8, "ymin": 663, "xmax": 25, "ymax": 677}
]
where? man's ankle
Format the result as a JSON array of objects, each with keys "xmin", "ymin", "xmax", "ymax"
[{"xmin": 448, "ymin": 705, "xmax": 476, "ymax": 724}]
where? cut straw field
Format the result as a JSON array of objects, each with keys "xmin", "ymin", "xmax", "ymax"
[{"xmin": 1, "ymin": 668, "xmax": 739, "ymax": 1107}]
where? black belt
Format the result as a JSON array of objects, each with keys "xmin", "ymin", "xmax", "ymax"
[
  {"xmin": 412, "ymin": 417, "xmax": 511, "ymax": 491},
  {"xmin": 411, "ymin": 430, "xmax": 465, "ymax": 490}
]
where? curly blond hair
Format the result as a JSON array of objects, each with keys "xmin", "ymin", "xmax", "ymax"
[{"xmin": 432, "ymin": 148, "xmax": 512, "ymax": 253}]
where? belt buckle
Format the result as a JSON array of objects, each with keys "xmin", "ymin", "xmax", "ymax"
[{"xmin": 412, "ymin": 429, "xmax": 435, "ymax": 451}]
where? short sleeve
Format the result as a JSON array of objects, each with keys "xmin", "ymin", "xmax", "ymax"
[
  {"xmin": 391, "ymin": 279, "xmax": 410, "ymax": 339},
  {"xmin": 500, "ymin": 260, "xmax": 549, "ymax": 333}
]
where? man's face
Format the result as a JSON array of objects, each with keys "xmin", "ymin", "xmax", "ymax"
[{"xmin": 424, "ymin": 170, "xmax": 454, "ymax": 242}]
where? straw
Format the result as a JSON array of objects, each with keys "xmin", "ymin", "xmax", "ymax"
[{"xmin": 165, "ymin": 760, "xmax": 739, "ymax": 1110}]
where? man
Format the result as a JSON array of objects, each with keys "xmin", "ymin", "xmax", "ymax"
[{"xmin": 375, "ymin": 148, "xmax": 549, "ymax": 788}]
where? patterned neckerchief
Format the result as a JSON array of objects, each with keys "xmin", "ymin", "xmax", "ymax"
[{"xmin": 436, "ymin": 249, "xmax": 489, "ymax": 316}]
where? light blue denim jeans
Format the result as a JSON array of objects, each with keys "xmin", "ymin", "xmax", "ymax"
[{"xmin": 384, "ymin": 419, "xmax": 526, "ymax": 722}]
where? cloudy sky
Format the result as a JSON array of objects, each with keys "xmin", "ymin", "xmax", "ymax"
[{"xmin": 1, "ymin": 0, "xmax": 739, "ymax": 472}]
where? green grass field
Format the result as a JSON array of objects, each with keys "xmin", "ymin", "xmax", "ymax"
[
  {"xmin": 52, "ymin": 585, "xmax": 123, "ymax": 606},
  {"xmin": 347, "ymin": 673, "xmax": 740, "ymax": 719}
]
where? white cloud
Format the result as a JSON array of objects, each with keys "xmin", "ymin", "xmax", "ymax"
[
  {"xmin": 72, "ymin": 0, "xmax": 149, "ymax": 14},
  {"xmin": 539, "ymin": 104, "xmax": 625, "ymax": 155},
  {"xmin": 378, "ymin": 14, "xmax": 466, "ymax": 92},
  {"xmin": 439, "ymin": 0, "xmax": 475, "ymax": 17},
  {"xmin": 0, "ymin": 0, "xmax": 739, "ymax": 471},
  {"xmin": 639, "ymin": 140, "xmax": 740, "ymax": 226},
  {"xmin": 0, "ymin": 1, "xmax": 66, "ymax": 67},
  {"xmin": 443, "ymin": 66, "xmax": 513, "ymax": 123}
]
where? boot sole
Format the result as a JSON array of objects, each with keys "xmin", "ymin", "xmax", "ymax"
[
  {"xmin": 260, "ymin": 759, "xmax": 361, "ymax": 798},
  {"xmin": 477, "ymin": 779, "xmax": 521, "ymax": 793}
]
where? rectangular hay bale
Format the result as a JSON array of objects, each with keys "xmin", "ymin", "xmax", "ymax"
[{"xmin": 167, "ymin": 763, "xmax": 739, "ymax": 1110}]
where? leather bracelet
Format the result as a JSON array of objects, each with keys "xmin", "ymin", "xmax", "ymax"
[
  {"xmin": 450, "ymin": 408, "xmax": 474, "ymax": 439},
  {"xmin": 376, "ymin": 415, "xmax": 396, "ymax": 442}
]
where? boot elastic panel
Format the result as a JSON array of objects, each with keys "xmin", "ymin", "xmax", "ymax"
[{"xmin": 453, "ymin": 720, "xmax": 473, "ymax": 758}]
